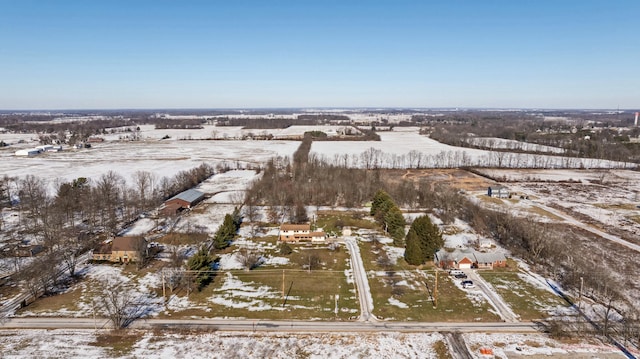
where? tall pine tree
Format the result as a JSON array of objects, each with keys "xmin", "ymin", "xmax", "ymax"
[{"xmin": 403, "ymin": 215, "xmax": 443, "ymax": 265}]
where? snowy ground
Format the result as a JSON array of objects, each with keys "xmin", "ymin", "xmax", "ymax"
[
  {"xmin": 310, "ymin": 127, "xmax": 632, "ymax": 169},
  {"xmin": 466, "ymin": 136, "xmax": 567, "ymax": 154},
  {"xmin": 0, "ymin": 137, "xmax": 297, "ymax": 187},
  {"xmin": 0, "ymin": 330, "xmax": 450, "ymax": 359}
]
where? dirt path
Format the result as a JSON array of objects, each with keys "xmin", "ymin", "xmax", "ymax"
[{"xmin": 532, "ymin": 203, "xmax": 640, "ymax": 253}]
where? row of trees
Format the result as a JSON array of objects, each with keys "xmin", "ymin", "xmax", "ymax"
[
  {"xmin": 370, "ymin": 190, "xmax": 405, "ymax": 246},
  {"xmin": 0, "ymin": 163, "xmax": 219, "ymax": 312}
]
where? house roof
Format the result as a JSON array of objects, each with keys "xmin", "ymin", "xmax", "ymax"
[
  {"xmin": 436, "ymin": 248, "xmax": 507, "ymax": 264},
  {"xmin": 112, "ymin": 236, "xmax": 146, "ymax": 252},
  {"xmin": 93, "ymin": 243, "xmax": 112, "ymax": 254},
  {"xmin": 489, "ymin": 185, "xmax": 508, "ymax": 191},
  {"xmin": 435, "ymin": 249, "xmax": 475, "ymax": 263},
  {"xmin": 280, "ymin": 223, "xmax": 311, "ymax": 231},
  {"xmin": 167, "ymin": 189, "xmax": 204, "ymax": 204},
  {"xmin": 474, "ymin": 252, "xmax": 506, "ymax": 263}
]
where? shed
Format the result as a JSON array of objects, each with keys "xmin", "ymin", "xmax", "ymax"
[{"xmin": 161, "ymin": 189, "xmax": 205, "ymax": 216}]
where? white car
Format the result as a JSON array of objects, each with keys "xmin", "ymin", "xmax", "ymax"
[{"xmin": 461, "ymin": 280, "xmax": 475, "ymax": 289}]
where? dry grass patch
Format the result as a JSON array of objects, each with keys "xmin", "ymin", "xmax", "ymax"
[
  {"xmin": 90, "ymin": 330, "xmax": 144, "ymax": 356},
  {"xmin": 156, "ymin": 232, "xmax": 208, "ymax": 246},
  {"xmin": 16, "ymin": 281, "xmax": 84, "ymax": 315},
  {"xmin": 433, "ymin": 340, "xmax": 453, "ymax": 359}
]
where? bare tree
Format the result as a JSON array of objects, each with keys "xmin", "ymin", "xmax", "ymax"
[
  {"xmin": 236, "ymin": 247, "xmax": 262, "ymax": 271},
  {"xmin": 94, "ymin": 278, "xmax": 150, "ymax": 329},
  {"xmin": 132, "ymin": 170, "xmax": 156, "ymax": 211}
]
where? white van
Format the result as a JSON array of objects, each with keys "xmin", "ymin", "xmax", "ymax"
[{"xmin": 449, "ymin": 269, "xmax": 464, "ymax": 276}]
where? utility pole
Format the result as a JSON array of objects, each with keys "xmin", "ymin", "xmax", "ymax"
[
  {"xmin": 282, "ymin": 269, "xmax": 285, "ymax": 300},
  {"xmin": 434, "ymin": 271, "xmax": 438, "ymax": 308}
]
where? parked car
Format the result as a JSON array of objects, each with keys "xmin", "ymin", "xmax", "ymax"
[
  {"xmin": 449, "ymin": 269, "xmax": 464, "ymax": 276},
  {"xmin": 454, "ymin": 273, "xmax": 467, "ymax": 279},
  {"xmin": 461, "ymin": 280, "xmax": 475, "ymax": 288}
]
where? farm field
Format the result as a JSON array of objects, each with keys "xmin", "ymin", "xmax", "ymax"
[{"xmin": 2, "ymin": 125, "xmax": 639, "ymax": 358}]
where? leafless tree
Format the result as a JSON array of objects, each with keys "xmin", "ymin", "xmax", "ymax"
[
  {"xmin": 236, "ymin": 247, "xmax": 262, "ymax": 271},
  {"xmin": 94, "ymin": 278, "xmax": 150, "ymax": 329},
  {"xmin": 132, "ymin": 170, "xmax": 156, "ymax": 211}
]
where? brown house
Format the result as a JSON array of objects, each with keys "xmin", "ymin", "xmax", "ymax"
[
  {"xmin": 92, "ymin": 236, "xmax": 147, "ymax": 263},
  {"xmin": 160, "ymin": 189, "xmax": 205, "ymax": 216}
]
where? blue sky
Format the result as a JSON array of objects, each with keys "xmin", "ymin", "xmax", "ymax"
[{"xmin": 1, "ymin": 0, "xmax": 638, "ymax": 109}]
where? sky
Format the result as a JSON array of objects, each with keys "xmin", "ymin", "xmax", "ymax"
[{"xmin": 0, "ymin": 0, "xmax": 639, "ymax": 110}]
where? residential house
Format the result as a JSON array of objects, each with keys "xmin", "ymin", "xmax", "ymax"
[
  {"xmin": 487, "ymin": 185, "xmax": 509, "ymax": 198},
  {"xmin": 92, "ymin": 236, "xmax": 147, "ymax": 263},
  {"xmin": 279, "ymin": 223, "xmax": 326, "ymax": 243},
  {"xmin": 434, "ymin": 248, "xmax": 507, "ymax": 270},
  {"xmin": 160, "ymin": 188, "xmax": 205, "ymax": 216},
  {"xmin": 473, "ymin": 252, "xmax": 507, "ymax": 269}
]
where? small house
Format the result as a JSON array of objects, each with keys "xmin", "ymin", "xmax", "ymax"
[
  {"xmin": 487, "ymin": 185, "xmax": 509, "ymax": 199},
  {"xmin": 161, "ymin": 189, "xmax": 205, "ymax": 216}
]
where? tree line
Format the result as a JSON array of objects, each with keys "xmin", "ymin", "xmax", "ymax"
[{"xmin": 0, "ymin": 163, "xmax": 218, "ymax": 306}]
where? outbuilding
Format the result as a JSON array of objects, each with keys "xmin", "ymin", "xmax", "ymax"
[{"xmin": 161, "ymin": 188, "xmax": 205, "ymax": 216}]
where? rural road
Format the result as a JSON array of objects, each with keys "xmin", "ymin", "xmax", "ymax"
[
  {"xmin": 343, "ymin": 236, "xmax": 376, "ymax": 322},
  {"xmin": 0, "ymin": 316, "xmax": 541, "ymax": 333},
  {"xmin": 533, "ymin": 203, "xmax": 640, "ymax": 253}
]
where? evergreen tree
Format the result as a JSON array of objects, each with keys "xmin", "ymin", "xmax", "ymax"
[
  {"xmin": 187, "ymin": 246, "xmax": 214, "ymax": 290},
  {"xmin": 214, "ymin": 213, "xmax": 237, "ymax": 250},
  {"xmin": 231, "ymin": 206, "xmax": 242, "ymax": 229},
  {"xmin": 403, "ymin": 215, "xmax": 443, "ymax": 265},
  {"xmin": 370, "ymin": 190, "xmax": 392, "ymax": 218},
  {"xmin": 404, "ymin": 229, "xmax": 424, "ymax": 265},
  {"xmin": 384, "ymin": 206, "xmax": 406, "ymax": 246}
]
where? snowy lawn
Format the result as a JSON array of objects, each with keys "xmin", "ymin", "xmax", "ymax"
[
  {"xmin": 478, "ymin": 266, "xmax": 570, "ymax": 321},
  {"xmin": 0, "ymin": 329, "xmax": 452, "ymax": 359},
  {"xmin": 357, "ymin": 240, "xmax": 499, "ymax": 322},
  {"xmin": 162, "ymin": 242, "xmax": 359, "ymax": 320}
]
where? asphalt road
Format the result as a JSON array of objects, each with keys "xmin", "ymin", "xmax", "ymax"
[{"xmin": 0, "ymin": 316, "xmax": 541, "ymax": 333}]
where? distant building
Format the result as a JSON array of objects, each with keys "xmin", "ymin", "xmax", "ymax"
[
  {"xmin": 14, "ymin": 149, "xmax": 41, "ymax": 156},
  {"xmin": 487, "ymin": 186, "xmax": 509, "ymax": 199},
  {"xmin": 160, "ymin": 189, "xmax": 205, "ymax": 216}
]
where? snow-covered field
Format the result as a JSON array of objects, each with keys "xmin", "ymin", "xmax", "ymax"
[
  {"xmin": 466, "ymin": 136, "xmax": 567, "ymax": 154},
  {"xmin": 0, "ymin": 138, "xmax": 296, "ymax": 187},
  {"xmin": 310, "ymin": 127, "xmax": 632, "ymax": 169}
]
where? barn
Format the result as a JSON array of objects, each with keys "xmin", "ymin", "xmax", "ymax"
[{"xmin": 160, "ymin": 189, "xmax": 205, "ymax": 216}]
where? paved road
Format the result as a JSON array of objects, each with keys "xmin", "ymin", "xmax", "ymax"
[
  {"xmin": 0, "ymin": 316, "xmax": 541, "ymax": 333},
  {"xmin": 343, "ymin": 237, "xmax": 376, "ymax": 322}
]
